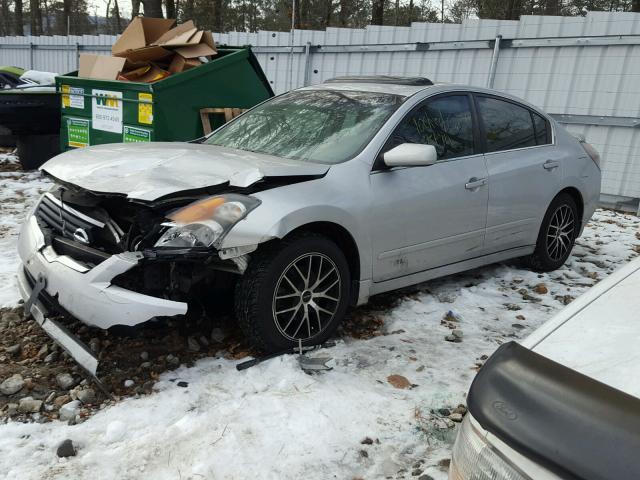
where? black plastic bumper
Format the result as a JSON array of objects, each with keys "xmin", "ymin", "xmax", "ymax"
[{"xmin": 468, "ymin": 341, "xmax": 640, "ymax": 480}]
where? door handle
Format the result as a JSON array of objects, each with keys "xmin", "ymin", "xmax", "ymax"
[
  {"xmin": 465, "ymin": 177, "xmax": 487, "ymax": 190},
  {"xmin": 543, "ymin": 160, "xmax": 560, "ymax": 170}
]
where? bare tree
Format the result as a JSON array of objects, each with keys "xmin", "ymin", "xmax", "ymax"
[
  {"xmin": 113, "ymin": 0, "xmax": 122, "ymax": 31},
  {"xmin": 505, "ymin": 0, "xmax": 522, "ymax": 19},
  {"xmin": 0, "ymin": 0, "xmax": 9, "ymax": 35},
  {"xmin": 141, "ymin": 0, "xmax": 163, "ymax": 17},
  {"xmin": 165, "ymin": 0, "xmax": 175, "ymax": 19},
  {"xmin": 62, "ymin": 0, "xmax": 71, "ymax": 33},
  {"xmin": 338, "ymin": 0, "xmax": 352, "ymax": 26},
  {"xmin": 633, "ymin": 0, "xmax": 640, "ymax": 11},
  {"xmin": 543, "ymin": 0, "xmax": 560, "ymax": 14},
  {"xmin": 293, "ymin": 0, "xmax": 306, "ymax": 28},
  {"xmin": 104, "ymin": 0, "xmax": 111, "ymax": 32},
  {"xmin": 15, "ymin": 0, "xmax": 25, "ymax": 34},
  {"xmin": 41, "ymin": 0, "xmax": 50, "ymax": 33},
  {"xmin": 29, "ymin": 0, "xmax": 42, "ymax": 34},
  {"xmin": 324, "ymin": 0, "xmax": 333, "ymax": 26},
  {"xmin": 212, "ymin": 0, "xmax": 223, "ymax": 31},
  {"xmin": 371, "ymin": 0, "xmax": 385, "ymax": 24}
]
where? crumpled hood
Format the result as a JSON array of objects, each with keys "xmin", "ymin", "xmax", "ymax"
[{"xmin": 41, "ymin": 142, "xmax": 330, "ymax": 202}]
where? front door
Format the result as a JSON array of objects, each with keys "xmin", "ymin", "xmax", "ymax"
[{"xmin": 370, "ymin": 93, "xmax": 489, "ymax": 282}]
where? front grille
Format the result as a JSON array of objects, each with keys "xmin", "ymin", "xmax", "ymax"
[{"xmin": 35, "ymin": 193, "xmax": 106, "ymax": 245}]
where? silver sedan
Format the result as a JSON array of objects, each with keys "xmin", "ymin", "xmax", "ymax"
[{"xmin": 18, "ymin": 76, "xmax": 601, "ymax": 372}]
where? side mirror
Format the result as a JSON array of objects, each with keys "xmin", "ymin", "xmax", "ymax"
[{"xmin": 383, "ymin": 143, "xmax": 437, "ymax": 167}]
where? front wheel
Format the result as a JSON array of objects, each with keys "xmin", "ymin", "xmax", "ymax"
[
  {"xmin": 526, "ymin": 193, "xmax": 579, "ymax": 272},
  {"xmin": 234, "ymin": 232, "xmax": 351, "ymax": 353}
]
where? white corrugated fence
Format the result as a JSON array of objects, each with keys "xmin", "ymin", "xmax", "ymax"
[{"xmin": 1, "ymin": 11, "xmax": 639, "ymax": 206}]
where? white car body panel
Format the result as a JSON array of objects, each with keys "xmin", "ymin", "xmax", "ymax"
[
  {"xmin": 41, "ymin": 142, "xmax": 330, "ymax": 201},
  {"xmin": 464, "ymin": 256, "xmax": 640, "ymax": 479}
]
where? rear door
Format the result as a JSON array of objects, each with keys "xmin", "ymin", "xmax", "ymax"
[
  {"xmin": 475, "ymin": 94, "xmax": 561, "ymax": 252},
  {"xmin": 370, "ymin": 93, "xmax": 489, "ymax": 282}
]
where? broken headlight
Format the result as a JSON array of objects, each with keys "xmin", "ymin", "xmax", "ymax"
[{"xmin": 154, "ymin": 194, "xmax": 260, "ymax": 249}]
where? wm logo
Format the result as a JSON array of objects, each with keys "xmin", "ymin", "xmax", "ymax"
[{"xmin": 95, "ymin": 94, "xmax": 120, "ymax": 108}]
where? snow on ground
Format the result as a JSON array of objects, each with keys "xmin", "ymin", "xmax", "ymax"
[
  {"xmin": 0, "ymin": 152, "xmax": 51, "ymax": 306},
  {"xmin": 0, "ymin": 152, "xmax": 638, "ymax": 479}
]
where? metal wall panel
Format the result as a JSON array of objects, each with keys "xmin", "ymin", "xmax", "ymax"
[{"xmin": 1, "ymin": 12, "xmax": 639, "ymax": 200}]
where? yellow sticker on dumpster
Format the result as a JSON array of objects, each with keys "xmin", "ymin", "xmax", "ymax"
[
  {"xmin": 62, "ymin": 85, "xmax": 70, "ymax": 108},
  {"xmin": 61, "ymin": 85, "xmax": 84, "ymax": 109},
  {"xmin": 138, "ymin": 93, "xmax": 153, "ymax": 124}
]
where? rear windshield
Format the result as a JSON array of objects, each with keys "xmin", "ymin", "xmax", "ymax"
[{"xmin": 205, "ymin": 89, "xmax": 403, "ymax": 164}]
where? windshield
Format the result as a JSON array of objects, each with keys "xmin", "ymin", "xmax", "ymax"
[{"xmin": 205, "ymin": 89, "xmax": 403, "ymax": 164}]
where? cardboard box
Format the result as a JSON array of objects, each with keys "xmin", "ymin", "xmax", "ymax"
[
  {"xmin": 153, "ymin": 20, "xmax": 199, "ymax": 47},
  {"xmin": 174, "ymin": 31, "xmax": 217, "ymax": 58},
  {"xmin": 118, "ymin": 64, "xmax": 170, "ymax": 83},
  {"xmin": 77, "ymin": 19, "xmax": 217, "ymax": 82},
  {"xmin": 79, "ymin": 54, "xmax": 126, "ymax": 80},
  {"xmin": 168, "ymin": 54, "xmax": 202, "ymax": 74},
  {"xmin": 112, "ymin": 17, "xmax": 176, "ymax": 60}
]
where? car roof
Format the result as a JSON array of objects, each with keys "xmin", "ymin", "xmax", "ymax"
[
  {"xmin": 522, "ymin": 256, "xmax": 640, "ymax": 398},
  {"xmin": 299, "ymin": 80, "xmax": 436, "ymax": 97},
  {"xmin": 298, "ymin": 79, "xmax": 550, "ymax": 116}
]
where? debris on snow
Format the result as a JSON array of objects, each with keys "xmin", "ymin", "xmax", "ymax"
[
  {"xmin": 56, "ymin": 439, "xmax": 76, "ymax": 458},
  {"xmin": 387, "ymin": 374, "xmax": 411, "ymax": 389},
  {"xmin": 533, "ymin": 283, "xmax": 549, "ymax": 294}
]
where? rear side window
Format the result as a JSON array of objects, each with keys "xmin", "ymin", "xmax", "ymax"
[
  {"xmin": 477, "ymin": 97, "xmax": 537, "ymax": 152},
  {"xmin": 387, "ymin": 94, "xmax": 475, "ymax": 160},
  {"xmin": 532, "ymin": 111, "xmax": 550, "ymax": 145}
]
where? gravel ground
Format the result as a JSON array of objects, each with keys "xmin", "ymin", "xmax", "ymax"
[{"xmin": 0, "ymin": 151, "xmax": 638, "ymax": 479}]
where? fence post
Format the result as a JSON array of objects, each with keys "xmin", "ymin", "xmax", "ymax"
[
  {"xmin": 303, "ymin": 42, "xmax": 312, "ymax": 86},
  {"xmin": 29, "ymin": 42, "xmax": 34, "ymax": 70},
  {"xmin": 486, "ymin": 35, "xmax": 502, "ymax": 89},
  {"xmin": 75, "ymin": 43, "xmax": 80, "ymax": 71}
]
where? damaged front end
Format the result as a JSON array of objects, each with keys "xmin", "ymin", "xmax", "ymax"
[{"xmin": 18, "ymin": 185, "xmax": 260, "ymax": 377}]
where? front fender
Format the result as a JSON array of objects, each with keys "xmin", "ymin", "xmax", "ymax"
[{"xmin": 219, "ymin": 172, "xmax": 372, "ymax": 284}]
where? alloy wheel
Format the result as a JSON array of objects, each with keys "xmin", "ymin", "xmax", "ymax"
[
  {"xmin": 272, "ymin": 252, "xmax": 341, "ymax": 341},
  {"xmin": 546, "ymin": 204, "xmax": 575, "ymax": 262}
]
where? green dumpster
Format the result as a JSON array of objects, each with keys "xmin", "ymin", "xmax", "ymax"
[{"xmin": 55, "ymin": 47, "xmax": 273, "ymax": 152}]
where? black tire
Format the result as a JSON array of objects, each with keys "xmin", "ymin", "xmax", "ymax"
[
  {"xmin": 17, "ymin": 134, "xmax": 60, "ymax": 170},
  {"xmin": 234, "ymin": 232, "xmax": 351, "ymax": 353},
  {"xmin": 526, "ymin": 193, "xmax": 579, "ymax": 272}
]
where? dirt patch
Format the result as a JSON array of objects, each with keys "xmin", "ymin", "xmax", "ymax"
[
  {"xmin": 0, "ymin": 153, "xmax": 21, "ymax": 172},
  {"xmin": 0, "ymin": 306, "xmax": 255, "ymax": 423},
  {"xmin": 0, "ymin": 298, "xmax": 394, "ymax": 424}
]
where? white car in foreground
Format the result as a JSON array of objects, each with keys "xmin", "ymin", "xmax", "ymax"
[{"xmin": 450, "ymin": 256, "xmax": 640, "ymax": 480}]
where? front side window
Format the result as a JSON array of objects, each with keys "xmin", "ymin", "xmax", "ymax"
[
  {"xmin": 477, "ymin": 96, "xmax": 537, "ymax": 152},
  {"xmin": 386, "ymin": 95, "xmax": 475, "ymax": 160},
  {"xmin": 205, "ymin": 89, "xmax": 403, "ymax": 164}
]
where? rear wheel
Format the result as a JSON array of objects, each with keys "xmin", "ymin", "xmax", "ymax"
[
  {"xmin": 526, "ymin": 193, "xmax": 579, "ymax": 272},
  {"xmin": 234, "ymin": 232, "xmax": 350, "ymax": 353}
]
